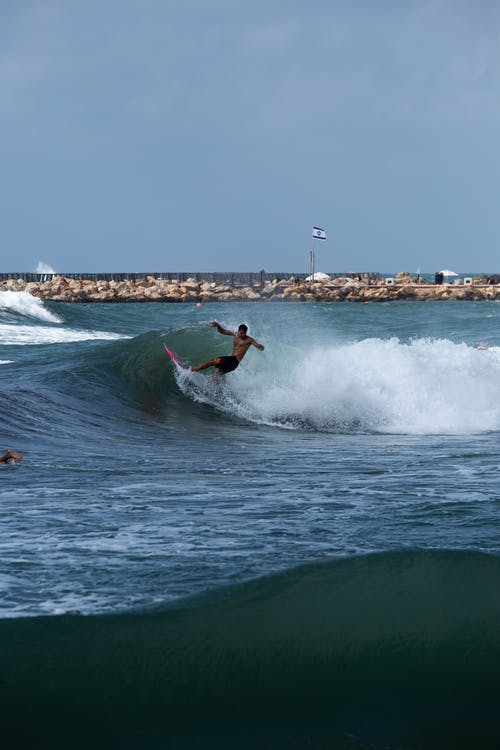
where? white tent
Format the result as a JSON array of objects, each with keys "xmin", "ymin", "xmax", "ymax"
[
  {"xmin": 439, "ymin": 269, "xmax": 458, "ymax": 277},
  {"xmin": 305, "ymin": 272, "xmax": 330, "ymax": 281}
]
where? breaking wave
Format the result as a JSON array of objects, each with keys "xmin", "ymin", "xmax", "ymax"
[
  {"xmin": 168, "ymin": 331, "xmax": 500, "ymax": 434},
  {"xmin": 0, "ymin": 290, "xmax": 61, "ymax": 323},
  {"xmin": 2, "ymin": 309, "xmax": 499, "ymax": 435}
]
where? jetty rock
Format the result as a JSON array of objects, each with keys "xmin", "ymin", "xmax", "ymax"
[{"xmin": 0, "ymin": 275, "xmax": 499, "ymax": 302}]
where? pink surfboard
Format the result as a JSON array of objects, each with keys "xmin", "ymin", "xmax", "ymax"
[{"xmin": 162, "ymin": 342, "xmax": 188, "ymax": 369}]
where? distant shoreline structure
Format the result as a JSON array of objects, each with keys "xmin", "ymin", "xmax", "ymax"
[
  {"xmin": 0, "ymin": 271, "xmax": 378, "ymax": 284},
  {"xmin": 1, "ymin": 271, "xmax": 500, "ymax": 302}
]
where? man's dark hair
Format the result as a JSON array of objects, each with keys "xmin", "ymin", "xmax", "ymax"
[{"xmin": 238, "ymin": 324, "xmax": 248, "ymax": 333}]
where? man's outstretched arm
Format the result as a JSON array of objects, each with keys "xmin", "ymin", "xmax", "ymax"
[
  {"xmin": 250, "ymin": 337, "xmax": 265, "ymax": 351},
  {"xmin": 210, "ymin": 321, "xmax": 234, "ymax": 336}
]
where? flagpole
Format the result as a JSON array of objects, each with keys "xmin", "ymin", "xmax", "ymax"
[{"xmin": 310, "ymin": 227, "xmax": 326, "ymax": 279}]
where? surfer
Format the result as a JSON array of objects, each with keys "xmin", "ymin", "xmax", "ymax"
[
  {"xmin": 192, "ymin": 322, "xmax": 264, "ymax": 374},
  {"xmin": 0, "ymin": 450, "xmax": 23, "ymax": 464}
]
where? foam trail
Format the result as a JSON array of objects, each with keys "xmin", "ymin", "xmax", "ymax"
[
  {"xmin": 0, "ymin": 291, "xmax": 61, "ymax": 323},
  {"xmin": 0, "ymin": 324, "xmax": 129, "ymax": 346},
  {"xmin": 178, "ymin": 337, "xmax": 500, "ymax": 435}
]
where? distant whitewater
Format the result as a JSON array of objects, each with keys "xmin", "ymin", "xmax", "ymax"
[
  {"xmin": 0, "ymin": 290, "xmax": 61, "ymax": 322},
  {"xmin": 35, "ymin": 260, "xmax": 56, "ymax": 274},
  {"xmin": 0, "ymin": 290, "xmax": 127, "ymax": 345}
]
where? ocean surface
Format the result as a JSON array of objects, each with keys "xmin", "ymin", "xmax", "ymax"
[{"xmin": 1, "ymin": 292, "xmax": 500, "ymax": 748}]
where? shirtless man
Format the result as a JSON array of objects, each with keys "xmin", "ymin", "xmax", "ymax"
[{"xmin": 192, "ymin": 322, "xmax": 264, "ymax": 374}]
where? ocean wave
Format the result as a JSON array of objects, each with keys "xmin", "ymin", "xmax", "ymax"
[
  {"xmin": 2, "ymin": 549, "xmax": 500, "ymax": 748},
  {"xmin": 171, "ymin": 333, "xmax": 500, "ymax": 434},
  {"xmin": 4, "ymin": 324, "xmax": 500, "ymax": 436},
  {"xmin": 0, "ymin": 291, "xmax": 129, "ymax": 346},
  {"xmin": 0, "ymin": 290, "xmax": 61, "ymax": 322},
  {"xmin": 54, "ymin": 327, "xmax": 500, "ymax": 435},
  {"xmin": 0, "ymin": 323, "xmax": 128, "ymax": 346}
]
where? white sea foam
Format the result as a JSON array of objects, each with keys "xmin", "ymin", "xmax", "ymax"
[
  {"xmin": 35, "ymin": 261, "xmax": 56, "ymax": 274},
  {"xmin": 178, "ymin": 337, "xmax": 500, "ymax": 435},
  {"xmin": 0, "ymin": 291, "xmax": 127, "ymax": 344},
  {"xmin": 0, "ymin": 290, "xmax": 61, "ymax": 323},
  {"xmin": 0, "ymin": 324, "xmax": 128, "ymax": 346}
]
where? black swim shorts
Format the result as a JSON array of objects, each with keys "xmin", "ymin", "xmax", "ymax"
[{"xmin": 214, "ymin": 355, "xmax": 239, "ymax": 374}]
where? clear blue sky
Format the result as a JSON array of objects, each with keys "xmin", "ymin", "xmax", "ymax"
[{"xmin": 2, "ymin": 0, "xmax": 500, "ymax": 273}]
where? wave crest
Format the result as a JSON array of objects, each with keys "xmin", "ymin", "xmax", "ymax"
[
  {"xmin": 171, "ymin": 335, "xmax": 500, "ymax": 434},
  {"xmin": 0, "ymin": 290, "xmax": 61, "ymax": 323}
]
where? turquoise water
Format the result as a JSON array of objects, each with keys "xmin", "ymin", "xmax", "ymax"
[{"xmin": 1, "ymin": 295, "xmax": 500, "ymax": 747}]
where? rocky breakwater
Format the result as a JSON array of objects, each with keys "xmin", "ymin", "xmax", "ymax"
[
  {"xmin": 1, "ymin": 272, "xmax": 499, "ymax": 302},
  {"xmin": 280, "ymin": 272, "xmax": 500, "ymax": 302}
]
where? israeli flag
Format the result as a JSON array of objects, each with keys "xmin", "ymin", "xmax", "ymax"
[{"xmin": 312, "ymin": 226, "xmax": 326, "ymax": 240}]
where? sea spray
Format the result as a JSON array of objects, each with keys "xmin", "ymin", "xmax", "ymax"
[
  {"xmin": 35, "ymin": 261, "xmax": 56, "ymax": 274},
  {"xmin": 176, "ymin": 335, "xmax": 500, "ymax": 434}
]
